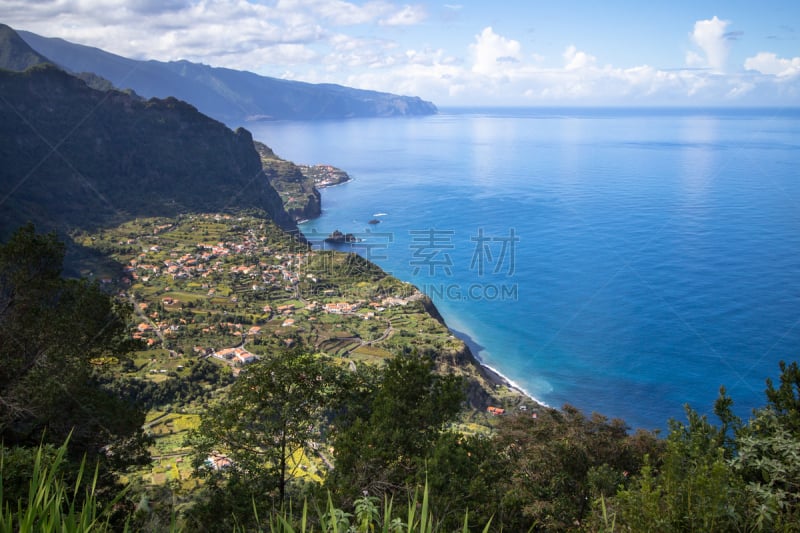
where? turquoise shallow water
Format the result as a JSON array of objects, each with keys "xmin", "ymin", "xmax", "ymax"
[{"xmin": 246, "ymin": 108, "xmax": 800, "ymax": 430}]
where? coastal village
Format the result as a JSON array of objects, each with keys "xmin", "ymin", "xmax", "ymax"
[
  {"xmin": 78, "ymin": 212, "xmax": 527, "ymax": 487},
  {"xmin": 102, "ymin": 213, "xmax": 441, "ymax": 371},
  {"xmin": 299, "ymin": 164, "xmax": 351, "ymax": 188}
]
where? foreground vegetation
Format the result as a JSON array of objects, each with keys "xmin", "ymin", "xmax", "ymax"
[{"xmin": 2, "ymin": 223, "xmax": 799, "ymax": 531}]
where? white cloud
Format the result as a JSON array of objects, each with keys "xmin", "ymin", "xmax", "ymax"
[
  {"xmin": 4, "ymin": 0, "xmax": 328, "ymax": 65},
  {"xmin": 2, "ymin": 0, "xmax": 424, "ymax": 72},
  {"xmin": 344, "ymin": 25, "xmax": 795, "ymax": 107},
  {"xmin": 2, "ymin": 3, "xmax": 798, "ymax": 106},
  {"xmin": 125, "ymin": 0, "xmax": 190, "ymax": 14},
  {"xmin": 726, "ymin": 82, "xmax": 755, "ymax": 98},
  {"xmin": 341, "ymin": 58, "xmax": 464, "ymax": 100},
  {"xmin": 563, "ymin": 45, "xmax": 596, "ymax": 71},
  {"xmin": 470, "ymin": 27, "xmax": 522, "ymax": 76},
  {"xmin": 744, "ymin": 52, "xmax": 800, "ymax": 78},
  {"xmin": 268, "ymin": 44, "xmax": 319, "ymax": 63},
  {"xmin": 689, "ymin": 16, "xmax": 731, "ymax": 72},
  {"xmin": 379, "ymin": 4, "xmax": 427, "ymax": 26},
  {"xmin": 276, "ymin": 0, "xmax": 392, "ymax": 26},
  {"xmin": 321, "ymin": 33, "xmax": 404, "ymax": 70},
  {"xmin": 685, "ymin": 50, "xmax": 705, "ymax": 68}
]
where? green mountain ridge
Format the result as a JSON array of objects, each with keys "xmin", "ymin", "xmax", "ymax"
[
  {"xmin": 0, "ymin": 63, "xmax": 296, "ymax": 238},
  {"xmin": 16, "ymin": 26, "xmax": 438, "ymax": 124}
]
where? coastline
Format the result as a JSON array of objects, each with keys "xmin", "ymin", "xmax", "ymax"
[
  {"xmin": 248, "ymin": 108, "xmax": 800, "ymax": 431},
  {"xmin": 448, "ymin": 325, "xmax": 549, "ymax": 408},
  {"xmin": 298, "ymin": 172, "xmax": 545, "ymax": 410}
]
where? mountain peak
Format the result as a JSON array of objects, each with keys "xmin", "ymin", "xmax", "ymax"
[{"xmin": 0, "ymin": 23, "xmax": 52, "ymax": 71}]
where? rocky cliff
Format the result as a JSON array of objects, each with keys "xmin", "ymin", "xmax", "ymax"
[
  {"xmin": 254, "ymin": 141, "xmax": 323, "ymax": 222},
  {"xmin": 0, "ymin": 64, "xmax": 296, "ymax": 237}
]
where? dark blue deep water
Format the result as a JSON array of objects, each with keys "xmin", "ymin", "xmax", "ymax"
[{"xmin": 246, "ymin": 108, "xmax": 800, "ymax": 430}]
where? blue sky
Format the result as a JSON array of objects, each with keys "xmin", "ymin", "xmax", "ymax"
[{"xmin": 1, "ymin": 0, "xmax": 799, "ymax": 105}]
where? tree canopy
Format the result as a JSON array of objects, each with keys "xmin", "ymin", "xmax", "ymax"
[
  {"xmin": 186, "ymin": 349, "xmax": 347, "ymax": 529},
  {"xmin": 0, "ymin": 224, "xmax": 149, "ymax": 524},
  {"xmin": 328, "ymin": 355, "xmax": 465, "ymax": 501},
  {"xmin": 0, "ymin": 224, "xmax": 147, "ymax": 464}
]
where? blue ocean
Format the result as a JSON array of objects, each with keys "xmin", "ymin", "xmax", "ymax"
[{"xmin": 246, "ymin": 108, "xmax": 800, "ymax": 430}]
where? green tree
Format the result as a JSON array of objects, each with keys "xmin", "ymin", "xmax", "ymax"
[
  {"xmin": 328, "ymin": 355, "xmax": 464, "ymax": 503},
  {"xmin": 0, "ymin": 224, "xmax": 148, "ymax": 471},
  {"xmin": 424, "ymin": 431, "xmax": 510, "ymax": 531},
  {"xmin": 765, "ymin": 360, "xmax": 800, "ymax": 434},
  {"xmin": 614, "ymin": 405, "xmax": 746, "ymax": 532},
  {"xmin": 730, "ymin": 361, "xmax": 800, "ymax": 530},
  {"xmin": 732, "ymin": 409, "xmax": 800, "ymax": 530},
  {"xmin": 492, "ymin": 405, "xmax": 655, "ymax": 531},
  {"xmin": 607, "ymin": 363, "xmax": 800, "ymax": 532},
  {"xmin": 188, "ymin": 349, "xmax": 341, "ymax": 521}
]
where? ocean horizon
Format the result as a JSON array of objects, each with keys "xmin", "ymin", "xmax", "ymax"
[{"xmin": 246, "ymin": 106, "xmax": 800, "ymax": 430}]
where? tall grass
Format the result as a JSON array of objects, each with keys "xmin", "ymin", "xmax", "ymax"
[
  {"xmin": 0, "ymin": 440, "xmax": 103, "ymax": 532},
  {"xmin": 0, "ymin": 439, "xmax": 144, "ymax": 533},
  {"xmin": 236, "ymin": 482, "xmax": 495, "ymax": 533},
  {"xmin": 1, "ymin": 441, "xmax": 492, "ymax": 532}
]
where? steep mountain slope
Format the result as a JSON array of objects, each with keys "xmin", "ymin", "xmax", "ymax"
[
  {"xmin": 0, "ymin": 64, "xmax": 296, "ymax": 237},
  {"xmin": 254, "ymin": 141, "xmax": 321, "ymax": 222},
  {"xmin": 18, "ymin": 29, "xmax": 438, "ymax": 124},
  {"xmin": 0, "ymin": 23, "xmax": 51, "ymax": 70}
]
